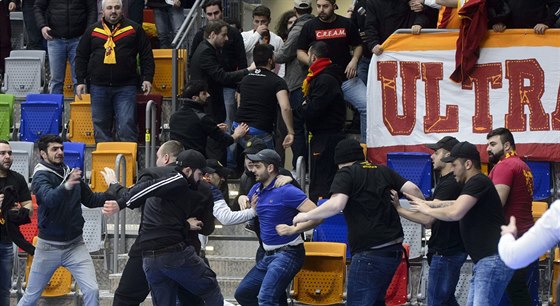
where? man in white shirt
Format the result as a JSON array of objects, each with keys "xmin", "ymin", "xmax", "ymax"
[{"xmin": 241, "ymin": 5, "xmax": 283, "ymax": 66}]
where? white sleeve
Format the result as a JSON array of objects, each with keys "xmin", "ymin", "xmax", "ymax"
[
  {"xmin": 242, "ymin": 30, "xmax": 260, "ymax": 57},
  {"xmin": 498, "ymin": 200, "xmax": 560, "ymax": 269},
  {"xmin": 424, "ymin": 0, "xmax": 442, "ymax": 9},
  {"xmin": 213, "ymin": 198, "xmax": 257, "ymax": 225}
]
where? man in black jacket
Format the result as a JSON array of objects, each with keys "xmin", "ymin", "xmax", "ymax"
[
  {"xmin": 75, "ymin": 0, "xmax": 155, "ymax": 143},
  {"xmin": 302, "ymin": 41, "xmax": 346, "ymax": 202},
  {"xmin": 105, "ymin": 150, "xmax": 223, "ymax": 306},
  {"xmin": 190, "ymin": 0, "xmax": 248, "ymax": 130},
  {"xmin": 34, "ymin": 0, "xmax": 97, "ymax": 94},
  {"xmin": 170, "ymin": 80, "xmax": 249, "ymax": 157}
]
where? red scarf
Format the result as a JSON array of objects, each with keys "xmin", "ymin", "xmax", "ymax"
[{"xmin": 302, "ymin": 58, "xmax": 332, "ymax": 97}]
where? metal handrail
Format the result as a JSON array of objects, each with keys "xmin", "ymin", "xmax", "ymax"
[
  {"xmin": 145, "ymin": 100, "xmax": 157, "ymax": 168},
  {"xmin": 112, "ymin": 154, "xmax": 127, "ymax": 272},
  {"xmin": 296, "ymin": 156, "xmax": 306, "ymax": 192},
  {"xmin": 171, "ymin": 0, "xmax": 204, "ymax": 112}
]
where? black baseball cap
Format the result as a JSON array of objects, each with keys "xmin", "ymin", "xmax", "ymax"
[
  {"xmin": 441, "ymin": 141, "xmax": 481, "ymax": 163},
  {"xmin": 176, "ymin": 150, "xmax": 207, "ymax": 170},
  {"xmin": 242, "ymin": 137, "xmax": 268, "ymax": 155},
  {"xmin": 205, "ymin": 159, "xmax": 231, "ymax": 177},
  {"xmin": 247, "ymin": 149, "xmax": 281, "ymax": 168},
  {"xmin": 425, "ymin": 136, "xmax": 459, "ymax": 152}
]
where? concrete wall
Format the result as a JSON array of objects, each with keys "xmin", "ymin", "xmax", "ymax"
[{"xmin": 242, "ymin": 0, "xmax": 355, "ymax": 33}]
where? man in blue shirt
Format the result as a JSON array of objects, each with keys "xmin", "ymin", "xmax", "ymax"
[{"xmin": 234, "ymin": 149, "xmax": 321, "ymax": 305}]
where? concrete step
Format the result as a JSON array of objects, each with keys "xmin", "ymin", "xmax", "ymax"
[
  {"xmin": 212, "ymin": 223, "xmax": 256, "ymax": 237},
  {"xmin": 207, "ymin": 255, "xmax": 255, "ymax": 278},
  {"xmin": 99, "ymin": 289, "xmax": 153, "ymax": 306},
  {"xmin": 218, "ymin": 276, "xmax": 243, "ymax": 301},
  {"xmin": 206, "ymin": 239, "xmax": 260, "ymax": 257}
]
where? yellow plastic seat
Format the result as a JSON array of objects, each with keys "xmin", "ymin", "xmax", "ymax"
[
  {"xmin": 291, "ymin": 242, "xmax": 346, "ymax": 305},
  {"xmin": 67, "ymin": 94, "xmax": 95, "ymax": 145},
  {"xmin": 90, "ymin": 142, "xmax": 137, "ymax": 192},
  {"xmin": 25, "ymin": 237, "xmax": 73, "ymax": 297},
  {"xmin": 532, "ymin": 201, "xmax": 548, "ymax": 222},
  {"xmin": 152, "ymin": 49, "xmax": 186, "ymax": 97}
]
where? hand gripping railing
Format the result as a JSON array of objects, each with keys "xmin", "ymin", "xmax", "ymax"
[
  {"xmin": 112, "ymin": 154, "xmax": 127, "ymax": 272},
  {"xmin": 145, "ymin": 100, "xmax": 157, "ymax": 168}
]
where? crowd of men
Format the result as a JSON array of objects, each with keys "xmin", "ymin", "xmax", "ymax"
[{"xmin": 1, "ymin": 0, "xmax": 560, "ymax": 304}]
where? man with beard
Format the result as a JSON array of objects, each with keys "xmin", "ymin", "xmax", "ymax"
[
  {"xmin": 234, "ymin": 149, "xmax": 320, "ymax": 305},
  {"xmin": 170, "ymin": 80, "xmax": 249, "ymax": 157},
  {"xmin": 18, "ymin": 135, "xmax": 119, "ymax": 306},
  {"xmin": 105, "ymin": 150, "xmax": 223, "ymax": 305},
  {"xmin": 393, "ymin": 136, "xmax": 466, "ymax": 306},
  {"xmin": 487, "ymin": 127, "xmax": 537, "ymax": 306},
  {"xmin": 405, "ymin": 141, "xmax": 513, "ymax": 305},
  {"xmin": 0, "ymin": 141, "xmax": 33, "ymax": 306}
]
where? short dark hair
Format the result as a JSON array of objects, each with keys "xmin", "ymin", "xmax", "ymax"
[
  {"xmin": 252, "ymin": 5, "xmax": 271, "ymax": 19},
  {"xmin": 37, "ymin": 135, "xmax": 63, "ymax": 153},
  {"xmin": 309, "ymin": 41, "xmax": 330, "ymax": 58},
  {"xmin": 204, "ymin": 20, "xmax": 228, "ymax": 39},
  {"xmin": 487, "ymin": 127, "xmax": 516, "ymax": 150},
  {"xmin": 224, "ymin": 17, "xmax": 241, "ymax": 31},
  {"xmin": 253, "ymin": 44, "xmax": 274, "ymax": 67},
  {"xmin": 160, "ymin": 140, "xmax": 184, "ymax": 159},
  {"xmin": 0, "ymin": 140, "xmax": 9, "ymax": 145},
  {"xmin": 183, "ymin": 80, "xmax": 208, "ymax": 99},
  {"xmin": 202, "ymin": 0, "xmax": 222, "ymax": 12},
  {"xmin": 295, "ymin": 7, "xmax": 312, "ymax": 15}
]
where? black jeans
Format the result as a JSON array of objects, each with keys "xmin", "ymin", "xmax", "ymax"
[{"xmin": 22, "ymin": 0, "xmax": 44, "ymax": 50}]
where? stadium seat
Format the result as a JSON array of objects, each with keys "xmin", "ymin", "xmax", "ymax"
[
  {"xmin": 400, "ymin": 215, "xmax": 423, "ymax": 259},
  {"xmin": 67, "ymin": 95, "xmax": 95, "ymax": 145},
  {"xmin": 312, "ymin": 199, "xmax": 351, "ymax": 259},
  {"xmin": 291, "ymin": 242, "xmax": 346, "ymax": 305},
  {"xmin": 0, "ymin": 94, "xmax": 15, "ymax": 140},
  {"xmin": 532, "ymin": 201, "xmax": 548, "ymax": 222},
  {"xmin": 9, "ymin": 141, "xmax": 35, "ymax": 183},
  {"xmin": 152, "ymin": 49, "xmax": 186, "ymax": 97},
  {"xmin": 81, "ymin": 206, "xmax": 104, "ymax": 253},
  {"xmin": 24, "ymin": 236, "xmax": 73, "ymax": 297},
  {"xmin": 136, "ymin": 94, "xmax": 163, "ymax": 144},
  {"xmin": 9, "ymin": 12, "xmax": 25, "ymax": 50},
  {"xmin": 19, "ymin": 101, "xmax": 62, "ymax": 142},
  {"xmin": 385, "ymin": 244, "xmax": 410, "ymax": 306},
  {"xmin": 387, "ymin": 152, "xmax": 433, "ymax": 198},
  {"xmin": 18, "ymin": 195, "xmax": 38, "ymax": 253},
  {"xmin": 90, "ymin": 142, "xmax": 137, "ymax": 192},
  {"xmin": 2, "ymin": 55, "xmax": 46, "ymax": 97},
  {"xmin": 63, "ymin": 61, "xmax": 74, "ymax": 97},
  {"xmin": 526, "ymin": 161, "xmax": 552, "ymax": 200},
  {"xmin": 63, "ymin": 142, "xmax": 86, "ymax": 172}
]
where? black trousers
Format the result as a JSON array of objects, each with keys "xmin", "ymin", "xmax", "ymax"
[{"xmin": 309, "ymin": 132, "xmax": 345, "ymax": 203}]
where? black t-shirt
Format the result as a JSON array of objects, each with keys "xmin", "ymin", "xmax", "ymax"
[
  {"xmin": 330, "ymin": 162, "xmax": 407, "ymax": 254},
  {"xmin": 297, "ymin": 15, "xmax": 362, "ymax": 70},
  {"xmin": 428, "ymin": 172, "xmax": 464, "ymax": 256},
  {"xmin": 459, "ymin": 173, "xmax": 504, "ymax": 263},
  {"xmin": 0, "ymin": 170, "xmax": 32, "ymax": 242},
  {"xmin": 236, "ymin": 68, "xmax": 289, "ymax": 133}
]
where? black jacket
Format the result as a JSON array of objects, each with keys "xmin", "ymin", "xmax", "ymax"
[
  {"xmin": 32, "ymin": 161, "xmax": 111, "ymax": 242},
  {"xmin": 34, "ymin": 0, "xmax": 97, "ymax": 39},
  {"xmin": 170, "ymin": 99, "xmax": 235, "ymax": 156},
  {"xmin": 189, "ymin": 25, "xmax": 247, "ymax": 73},
  {"xmin": 504, "ymin": 0, "xmax": 560, "ymax": 28},
  {"xmin": 303, "ymin": 64, "xmax": 346, "ymax": 135},
  {"xmin": 115, "ymin": 168, "xmax": 214, "ymax": 251},
  {"xmin": 189, "ymin": 40, "xmax": 249, "ymax": 122},
  {"xmin": 75, "ymin": 18, "xmax": 155, "ymax": 87}
]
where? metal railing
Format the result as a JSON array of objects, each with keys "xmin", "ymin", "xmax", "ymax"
[
  {"xmin": 112, "ymin": 154, "xmax": 127, "ymax": 272},
  {"xmin": 145, "ymin": 100, "xmax": 157, "ymax": 168},
  {"xmin": 296, "ymin": 156, "xmax": 306, "ymax": 192}
]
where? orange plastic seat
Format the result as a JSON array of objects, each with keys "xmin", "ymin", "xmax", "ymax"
[
  {"xmin": 291, "ymin": 242, "xmax": 346, "ymax": 305},
  {"xmin": 63, "ymin": 61, "xmax": 73, "ymax": 98}
]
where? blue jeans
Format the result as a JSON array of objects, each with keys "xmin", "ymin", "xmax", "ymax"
[
  {"xmin": 47, "ymin": 37, "xmax": 79, "ymax": 94},
  {"xmin": 498, "ymin": 260, "xmax": 540, "ymax": 306},
  {"xmin": 234, "ymin": 122, "xmax": 275, "ymax": 150},
  {"xmin": 0, "ymin": 242, "xmax": 13, "ymax": 306},
  {"xmin": 152, "ymin": 6, "xmax": 184, "ymax": 48},
  {"xmin": 289, "ymin": 88, "xmax": 306, "ymax": 170},
  {"xmin": 18, "ymin": 236, "xmax": 99, "ymax": 306},
  {"xmin": 466, "ymin": 254, "xmax": 514, "ymax": 306},
  {"xmin": 90, "ymin": 85, "xmax": 138, "ymax": 142},
  {"xmin": 347, "ymin": 248, "xmax": 402, "ymax": 306},
  {"xmin": 357, "ymin": 56, "xmax": 371, "ymax": 86},
  {"xmin": 142, "ymin": 244, "xmax": 223, "ymax": 306},
  {"xmin": 235, "ymin": 245, "xmax": 305, "ymax": 306},
  {"xmin": 341, "ymin": 77, "xmax": 367, "ymax": 143},
  {"xmin": 428, "ymin": 252, "xmax": 467, "ymax": 306}
]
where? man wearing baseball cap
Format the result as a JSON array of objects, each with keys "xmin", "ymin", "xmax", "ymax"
[
  {"xmin": 105, "ymin": 149, "xmax": 224, "ymax": 305},
  {"xmin": 394, "ymin": 136, "xmax": 466, "ymax": 305},
  {"xmin": 405, "ymin": 141, "xmax": 514, "ymax": 305},
  {"xmin": 235, "ymin": 149, "xmax": 320, "ymax": 305},
  {"xmin": 294, "ymin": 138, "xmax": 425, "ymax": 304}
]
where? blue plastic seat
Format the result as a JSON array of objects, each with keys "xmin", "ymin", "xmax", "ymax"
[
  {"xmin": 19, "ymin": 101, "xmax": 62, "ymax": 142},
  {"xmin": 63, "ymin": 142, "xmax": 86, "ymax": 172},
  {"xmin": 26, "ymin": 94, "xmax": 64, "ymax": 108},
  {"xmin": 387, "ymin": 152, "xmax": 432, "ymax": 198},
  {"xmin": 312, "ymin": 199, "xmax": 351, "ymax": 259},
  {"xmin": 526, "ymin": 161, "xmax": 551, "ymax": 201}
]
